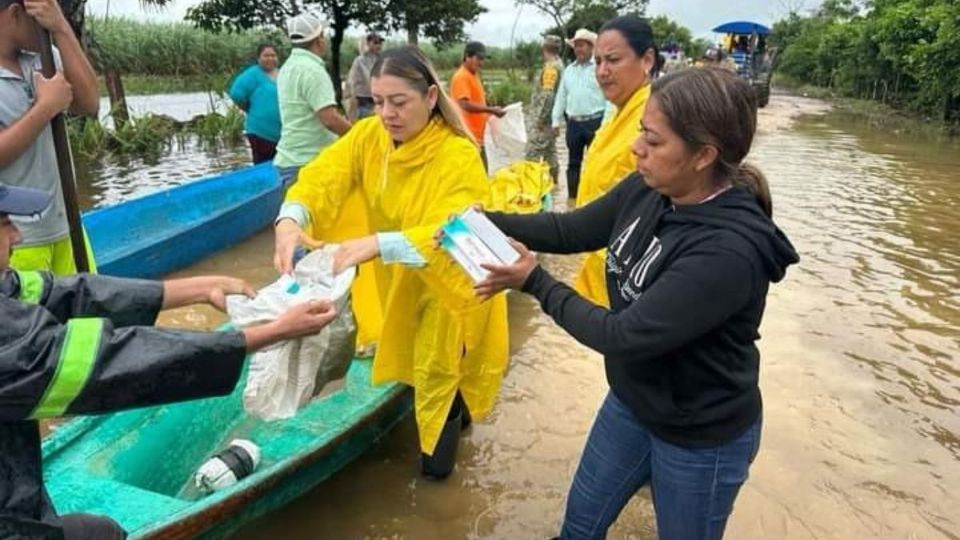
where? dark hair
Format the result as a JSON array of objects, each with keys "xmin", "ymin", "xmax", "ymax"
[
  {"xmin": 600, "ymin": 15, "xmax": 657, "ymax": 64},
  {"xmin": 0, "ymin": 0, "xmax": 23, "ymax": 9},
  {"xmin": 256, "ymin": 43, "xmax": 276, "ymax": 58},
  {"xmin": 372, "ymin": 47, "xmax": 473, "ymax": 142},
  {"xmin": 651, "ymin": 67, "xmax": 772, "ymax": 217},
  {"xmin": 463, "ymin": 41, "xmax": 486, "ymax": 60},
  {"xmin": 654, "ymin": 52, "xmax": 666, "ymax": 78}
]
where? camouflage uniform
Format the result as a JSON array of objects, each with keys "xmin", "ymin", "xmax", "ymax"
[{"xmin": 525, "ymin": 50, "xmax": 564, "ymax": 182}]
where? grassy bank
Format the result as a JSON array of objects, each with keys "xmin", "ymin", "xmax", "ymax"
[
  {"xmin": 88, "ymin": 18, "xmax": 541, "ymax": 86},
  {"xmin": 774, "ymin": 74, "xmax": 960, "ymax": 137},
  {"xmin": 87, "ymin": 17, "xmax": 282, "ymax": 77},
  {"xmin": 69, "ymin": 108, "xmax": 245, "ymax": 159},
  {"xmin": 88, "ymin": 17, "xmax": 272, "ymax": 97}
]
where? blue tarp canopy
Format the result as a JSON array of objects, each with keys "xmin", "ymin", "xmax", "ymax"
[{"xmin": 711, "ymin": 21, "xmax": 770, "ymax": 35}]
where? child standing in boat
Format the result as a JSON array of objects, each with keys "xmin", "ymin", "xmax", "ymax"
[
  {"xmin": 273, "ymin": 47, "xmax": 509, "ymax": 479},
  {"xmin": 0, "ymin": 0, "xmax": 99, "ymax": 275}
]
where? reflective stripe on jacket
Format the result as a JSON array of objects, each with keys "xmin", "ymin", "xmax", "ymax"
[{"xmin": 0, "ymin": 270, "xmax": 247, "ymax": 538}]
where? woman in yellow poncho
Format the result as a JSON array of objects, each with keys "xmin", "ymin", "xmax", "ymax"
[
  {"xmin": 574, "ymin": 16, "xmax": 659, "ymax": 307},
  {"xmin": 273, "ymin": 47, "xmax": 508, "ymax": 479}
]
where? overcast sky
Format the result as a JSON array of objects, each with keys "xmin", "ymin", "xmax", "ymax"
[{"xmin": 86, "ymin": 0, "xmax": 823, "ymax": 45}]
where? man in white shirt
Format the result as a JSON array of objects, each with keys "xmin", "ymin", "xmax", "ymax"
[{"xmin": 551, "ymin": 28, "xmax": 606, "ymax": 199}]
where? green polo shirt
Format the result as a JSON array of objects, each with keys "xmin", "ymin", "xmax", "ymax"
[{"xmin": 275, "ymin": 48, "xmax": 338, "ymax": 168}]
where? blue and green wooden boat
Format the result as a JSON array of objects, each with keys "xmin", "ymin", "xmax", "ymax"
[
  {"xmin": 43, "ymin": 360, "xmax": 409, "ymax": 539},
  {"xmin": 81, "ymin": 162, "xmax": 284, "ymax": 279},
  {"xmin": 44, "ymin": 164, "xmax": 411, "ymax": 538}
]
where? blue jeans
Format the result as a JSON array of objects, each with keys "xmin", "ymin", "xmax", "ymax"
[
  {"xmin": 356, "ymin": 103, "xmax": 375, "ymax": 119},
  {"xmin": 356, "ymin": 96, "xmax": 375, "ymax": 119},
  {"xmin": 564, "ymin": 116, "xmax": 602, "ymax": 199},
  {"xmin": 276, "ymin": 165, "xmax": 300, "ymax": 189},
  {"xmin": 560, "ymin": 392, "xmax": 762, "ymax": 540}
]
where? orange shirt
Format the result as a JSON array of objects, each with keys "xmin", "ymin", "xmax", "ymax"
[{"xmin": 450, "ymin": 65, "xmax": 487, "ymax": 144}]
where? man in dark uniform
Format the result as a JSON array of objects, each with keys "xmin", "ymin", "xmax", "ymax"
[{"xmin": 0, "ymin": 184, "xmax": 337, "ymax": 539}]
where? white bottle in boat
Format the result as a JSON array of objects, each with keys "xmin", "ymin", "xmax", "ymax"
[{"xmin": 194, "ymin": 439, "xmax": 261, "ymax": 494}]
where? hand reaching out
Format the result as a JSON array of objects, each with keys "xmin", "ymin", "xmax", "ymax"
[
  {"xmin": 274, "ymin": 219, "xmax": 304, "ymax": 275},
  {"xmin": 433, "ymin": 204, "xmax": 486, "ymax": 248},
  {"xmin": 474, "ymin": 239, "xmax": 538, "ymax": 300},
  {"xmin": 333, "ymin": 235, "xmax": 379, "ymax": 275},
  {"xmin": 243, "ymin": 300, "xmax": 338, "ymax": 352},
  {"xmin": 207, "ymin": 277, "xmax": 256, "ymax": 313}
]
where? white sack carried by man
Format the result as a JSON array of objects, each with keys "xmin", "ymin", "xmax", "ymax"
[
  {"xmin": 227, "ymin": 246, "xmax": 357, "ymax": 420},
  {"xmin": 484, "ymin": 102, "xmax": 527, "ymax": 172}
]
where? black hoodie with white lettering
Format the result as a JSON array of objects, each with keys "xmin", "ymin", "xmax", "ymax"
[{"xmin": 488, "ymin": 173, "xmax": 799, "ymax": 447}]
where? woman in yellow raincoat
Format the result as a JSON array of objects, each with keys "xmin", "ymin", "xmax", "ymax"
[
  {"xmin": 273, "ymin": 47, "xmax": 508, "ymax": 479},
  {"xmin": 574, "ymin": 15, "xmax": 659, "ymax": 307}
]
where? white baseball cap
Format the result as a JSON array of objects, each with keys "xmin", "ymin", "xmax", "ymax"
[{"xmin": 287, "ymin": 13, "xmax": 326, "ymax": 44}]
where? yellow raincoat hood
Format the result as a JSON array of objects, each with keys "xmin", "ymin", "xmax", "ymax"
[
  {"xmin": 287, "ymin": 117, "xmax": 509, "ymax": 454},
  {"xmin": 573, "ymin": 83, "xmax": 650, "ymax": 307}
]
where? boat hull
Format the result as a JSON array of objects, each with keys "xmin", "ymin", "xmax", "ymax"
[
  {"xmin": 82, "ymin": 163, "xmax": 283, "ymax": 279},
  {"xmin": 44, "ymin": 359, "xmax": 409, "ymax": 539}
]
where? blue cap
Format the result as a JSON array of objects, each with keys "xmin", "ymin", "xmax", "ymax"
[{"xmin": 0, "ymin": 184, "xmax": 52, "ymax": 216}]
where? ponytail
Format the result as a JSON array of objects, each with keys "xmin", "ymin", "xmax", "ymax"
[
  {"xmin": 733, "ymin": 162, "xmax": 772, "ymax": 217},
  {"xmin": 651, "ymin": 68, "xmax": 772, "ymax": 217},
  {"xmin": 652, "ymin": 50, "xmax": 665, "ymax": 78}
]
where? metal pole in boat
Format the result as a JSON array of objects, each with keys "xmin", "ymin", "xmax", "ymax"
[{"xmin": 35, "ymin": 26, "xmax": 90, "ymax": 273}]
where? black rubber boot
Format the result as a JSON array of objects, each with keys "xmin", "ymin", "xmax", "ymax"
[
  {"xmin": 420, "ymin": 398, "xmax": 463, "ymax": 480},
  {"xmin": 455, "ymin": 392, "xmax": 472, "ymax": 431}
]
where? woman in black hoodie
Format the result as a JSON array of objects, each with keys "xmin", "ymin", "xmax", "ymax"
[{"xmin": 476, "ymin": 67, "xmax": 799, "ymax": 539}]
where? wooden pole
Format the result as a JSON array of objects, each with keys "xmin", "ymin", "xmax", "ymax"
[
  {"xmin": 104, "ymin": 67, "xmax": 129, "ymax": 130},
  {"xmin": 35, "ymin": 27, "xmax": 89, "ymax": 273}
]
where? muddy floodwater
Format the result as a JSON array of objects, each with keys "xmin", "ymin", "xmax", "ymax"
[{"xmin": 76, "ymin": 93, "xmax": 959, "ymax": 539}]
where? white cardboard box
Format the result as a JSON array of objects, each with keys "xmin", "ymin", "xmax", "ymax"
[{"xmin": 441, "ymin": 209, "xmax": 520, "ymax": 283}]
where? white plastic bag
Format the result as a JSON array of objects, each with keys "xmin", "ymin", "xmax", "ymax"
[
  {"xmin": 227, "ymin": 246, "xmax": 357, "ymax": 420},
  {"xmin": 485, "ymin": 102, "xmax": 527, "ymax": 172}
]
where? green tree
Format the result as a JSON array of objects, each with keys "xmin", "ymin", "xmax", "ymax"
[
  {"xmin": 186, "ymin": 0, "xmax": 387, "ymax": 102},
  {"xmin": 649, "ymin": 15, "xmax": 693, "ymax": 55},
  {"xmin": 771, "ymin": 0, "xmax": 960, "ymax": 121},
  {"xmin": 518, "ymin": 0, "xmax": 648, "ymax": 38},
  {"xmin": 565, "ymin": 3, "xmax": 617, "ymax": 35},
  {"xmin": 818, "ymin": 0, "xmax": 860, "ymax": 19},
  {"xmin": 384, "ymin": 0, "xmax": 485, "ymax": 45},
  {"xmin": 183, "ymin": 0, "xmax": 294, "ymax": 32},
  {"xmin": 512, "ymin": 39, "xmax": 542, "ymax": 82},
  {"xmin": 691, "ymin": 37, "xmax": 713, "ymax": 58}
]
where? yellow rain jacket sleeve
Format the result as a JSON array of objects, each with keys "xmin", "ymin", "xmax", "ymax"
[
  {"xmin": 286, "ymin": 118, "xmax": 509, "ymax": 455},
  {"xmin": 292, "ymin": 136, "xmax": 383, "ymax": 352},
  {"xmin": 573, "ymin": 84, "xmax": 651, "ymax": 307}
]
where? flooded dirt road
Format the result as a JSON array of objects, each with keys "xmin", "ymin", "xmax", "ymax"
[{"xmin": 82, "ymin": 92, "xmax": 959, "ymax": 539}]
